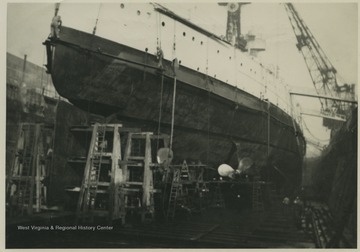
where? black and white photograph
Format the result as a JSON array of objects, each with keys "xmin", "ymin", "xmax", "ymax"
[{"xmin": 4, "ymin": 1, "xmax": 358, "ymax": 249}]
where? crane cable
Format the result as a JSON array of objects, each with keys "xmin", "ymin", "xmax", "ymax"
[
  {"xmin": 93, "ymin": 4, "xmax": 102, "ymax": 35},
  {"xmin": 156, "ymin": 11, "xmax": 164, "ymax": 150},
  {"xmin": 169, "ymin": 78, "xmax": 177, "ymax": 152},
  {"xmin": 169, "ymin": 20, "xmax": 177, "ymax": 152},
  {"xmin": 301, "ymin": 117, "xmax": 329, "ymax": 143},
  {"xmin": 205, "ymin": 37, "xmax": 210, "ymax": 165},
  {"xmin": 156, "ymin": 75, "xmax": 164, "ymax": 150}
]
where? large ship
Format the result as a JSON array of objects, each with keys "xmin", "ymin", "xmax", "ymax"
[{"xmin": 43, "ymin": 2, "xmax": 306, "ymax": 191}]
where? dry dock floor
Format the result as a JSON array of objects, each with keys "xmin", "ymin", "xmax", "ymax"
[{"xmin": 6, "ymin": 198, "xmax": 316, "ymax": 248}]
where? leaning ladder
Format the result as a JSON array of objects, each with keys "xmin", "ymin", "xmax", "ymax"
[
  {"xmin": 77, "ymin": 123, "xmax": 109, "ymax": 222},
  {"xmin": 166, "ymin": 168, "xmax": 181, "ymax": 221},
  {"xmin": 180, "ymin": 160, "xmax": 191, "ymax": 181}
]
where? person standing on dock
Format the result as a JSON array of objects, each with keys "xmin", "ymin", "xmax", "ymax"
[
  {"xmin": 293, "ymin": 196, "xmax": 303, "ymax": 228},
  {"xmin": 282, "ymin": 196, "xmax": 290, "ymax": 215}
]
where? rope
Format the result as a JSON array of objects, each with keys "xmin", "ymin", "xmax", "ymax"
[
  {"xmin": 169, "ymin": 76, "xmax": 177, "ymax": 151},
  {"xmin": 205, "ymin": 37, "xmax": 210, "ymax": 165},
  {"xmin": 169, "ymin": 19, "xmax": 177, "ymax": 151},
  {"xmin": 155, "ymin": 10, "xmax": 162, "ymax": 149},
  {"xmin": 40, "ymin": 47, "xmax": 45, "ymax": 95},
  {"xmin": 267, "ymin": 100, "xmax": 271, "ymax": 160},
  {"xmin": 156, "ymin": 12, "xmax": 162, "ymax": 49},
  {"xmin": 207, "ymin": 87, "xmax": 211, "ymax": 165},
  {"xmin": 156, "ymin": 73, "xmax": 164, "ymax": 150},
  {"xmin": 301, "ymin": 118, "xmax": 330, "ymax": 142},
  {"xmin": 92, "ymin": 4, "xmax": 102, "ymax": 35}
]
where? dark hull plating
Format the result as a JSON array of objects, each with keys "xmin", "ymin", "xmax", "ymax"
[{"xmin": 47, "ymin": 27, "xmax": 305, "ymax": 189}]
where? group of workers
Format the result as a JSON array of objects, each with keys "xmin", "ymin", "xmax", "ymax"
[{"xmin": 282, "ymin": 190, "xmax": 312, "ymax": 232}]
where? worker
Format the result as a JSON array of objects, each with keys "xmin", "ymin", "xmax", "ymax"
[
  {"xmin": 282, "ymin": 196, "xmax": 290, "ymax": 215},
  {"xmin": 50, "ymin": 15, "xmax": 62, "ymax": 39},
  {"xmin": 10, "ymin": 191, "xmax": 22, "ymax": 216},
  {"xmin": 156, "ymin": 47, "xmax": 164, "ymax": 69},
  {"xmin": 47, "ymin": 147, "xmax": 53, "ymax": 159},
  {"xmin": 283, "ymin": 196, "xmax": 290, "ymax": 205},
  {"xmin": 99, "ymin": 140, "xmax": 108, "ymax": 151},
  {"xmin": 41, "ymin": 176, "xmax": 50, "ymax": 205},
  {"xmin": 293, "ymin": 196, "xmax": 303, "ymax": 228},
  {"xmin": 303, "ymin": 207, "xmax": 312, "ymax": 233},
  {"xmin": 300, "ymin": 187, "xmax": 308, "ymax": 207}
]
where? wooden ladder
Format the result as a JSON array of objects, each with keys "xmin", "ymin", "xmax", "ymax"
[
  {"xmin": 180, "ymin": 160, "xmax": 191, "ymax": 181},
  {"xmin": 166, "ymin": 168, "xmax": 181, "ymax": 221}
]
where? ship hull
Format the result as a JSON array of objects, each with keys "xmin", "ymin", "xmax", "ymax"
[{"xmin": 47, "ymin": 26, "xmax": 305, "ymax": 189}]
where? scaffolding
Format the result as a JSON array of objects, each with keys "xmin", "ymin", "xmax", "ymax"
[
  {"xmin": 6, "ymin": 123, "xmax": 53, "ymax": 216},
  {"xmin": 73, "ymin": 123, "xmax": 169, "ymax": 224}
]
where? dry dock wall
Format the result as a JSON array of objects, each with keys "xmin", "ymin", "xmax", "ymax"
[
  {"xmin": 6, "ymin": 53, "xmax": 58, "ymax": 175},
  {"xmin": 313, "ymin": 107, "xmax": 357, "ymax": 245}
]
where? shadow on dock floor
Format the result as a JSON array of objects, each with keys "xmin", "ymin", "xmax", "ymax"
[{"xmin": 6, "ymin": 200, "xmax": 316, "ymax": 248}]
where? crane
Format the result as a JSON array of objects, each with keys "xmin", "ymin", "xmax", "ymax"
[{"xmin": 284, "ymin": 3, "xmax": 356, "ymax": 129}]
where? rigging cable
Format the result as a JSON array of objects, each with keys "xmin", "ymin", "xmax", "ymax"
[
  {"xmin": 156, "ymin": 74, "xmax": 164, "ymax": 150},
  {"xmin": 205, "ymin": 37, "xmax": 210, "ymax": 165},
  {"xmin": 169, "ymin": 77, "xmax": 177, "ymax": 152},
  {"xmin": 169, "ymin": 24, "xmax": 177, "ymax": 152},
  {"xmin": 156, "ymin": 11, "xmax": 162, "ymax": 49},
  {"xmin": 93, "ymin": 4, "xmax": 102, "ymax": 35},
  {"xmin": 301, "ymin": 117, "xmax": 330, "ymax": 143},
  {"xmin": 40, "ymin": 47, "xmax": 46, "ymax": 96},
  {"xmin": 156, "ymin": 11, "xmax": 164, "ymax": 150}
]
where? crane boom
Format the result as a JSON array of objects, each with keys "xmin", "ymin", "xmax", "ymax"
[{"xmin": 284, "ymin": 3, "xmax": 356, "ymax": 128}]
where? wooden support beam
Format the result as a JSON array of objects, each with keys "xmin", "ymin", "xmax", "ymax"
[
  {"xmin": 28, "ymin": 124, "xmax": 41, "ymax": 215},
  {"xmin": 109, "ymin": 124, "xmax": 122, "ymax": 222},
  {"xmin": 142, "ymin": 133, "xmax": 153, "ymax": 222}
]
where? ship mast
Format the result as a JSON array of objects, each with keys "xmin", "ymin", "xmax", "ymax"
[{"xmin": 218, "ymin": 2, "xmax": 249, "ymax": 50}]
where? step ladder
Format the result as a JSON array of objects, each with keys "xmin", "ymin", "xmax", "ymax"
[
  {"xmin": 180, "ymin": 160, "xmax": 191, "ymax": 181},
  {"xmin": 7, "ymin": 123, "xmax": 44, "ymax": 216},
  {"xmin": 74, "ymin": 125, "xmax": 167, "ymax": 225},
  {"xmin": 77, "ymin": 123, "xmax": 119, "ymax": 223},
  {"xmin": 166, "ymin": 168, "xmax": 181, "ymax": 221},
  {"xmin": 252, "ymin": 176, "xmax": 264, "ymax": 212},
  {"xmin": 212, "ymin": 183, "xmax": 225, "ymax": 208}
]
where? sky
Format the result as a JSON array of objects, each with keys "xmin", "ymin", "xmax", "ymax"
[{"xmin": 3, "ymin": 1, "xmax": 359, "ymax": 157}]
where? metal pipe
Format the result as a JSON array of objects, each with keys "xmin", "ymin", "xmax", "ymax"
[
  {"xmin": 169, "ymin": 76, "xmax": 177, "ymax": 152},
  {"xmin": 290, "ymin": 91, "xmax": 357, "ymax": 104},
  {"xmin": 300, "ymin": 112, "xmax": 346, "ymax": 122}
]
